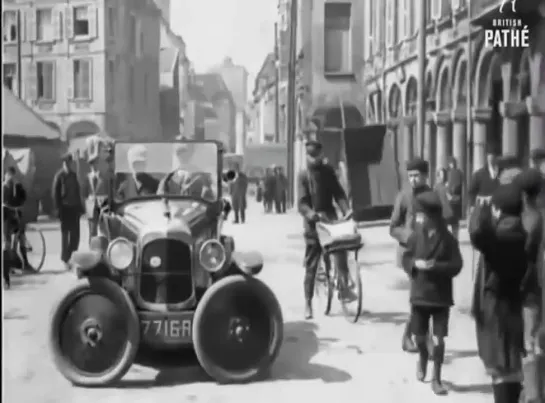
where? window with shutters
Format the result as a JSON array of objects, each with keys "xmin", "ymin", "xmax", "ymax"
[
  {"xmin": 3, "ymin": 63, "xmax": 17, "ymax": 90},
  {"xmin": 108, "ymin": 7, "xmax": 116, "ymax": 37},
  {"xmin": 3, "ymin": 10, "xmax": 18, "ymax": 43},
  {"xmin": 73, "ymin": 6, "xmax": 90, "ymax": 36},
  {"xmin": 37, "ymin": 9, "xmax": 54, "ymax": 41},
  {"xmin": 37, "ymin": 61, "xmax": 55, "ymax": 101},
  {"xmin": 73, "ymin": 58, "xmax": 92, "ymax": 100},
  {"xmin": 324, "ymin": 3, "xmax": 352, "ymax": 74}
]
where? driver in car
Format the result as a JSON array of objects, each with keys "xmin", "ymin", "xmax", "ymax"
[
  {"xmin": 116, "ymin": 144, "xmax": 159, "ymax": 200},
  {"xmin": 157, "ymin": 143, "xmax": 215, "ymax": 200}
]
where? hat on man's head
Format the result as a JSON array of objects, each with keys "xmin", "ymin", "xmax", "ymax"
[
  {"xmin": 305, "ymin": 140, "xmax": 323, "ymax": 157},
  {"xmin": 530, "ymin": 148, "xmax": 545, "ymax": 163},
  {"xmin": 127, "ymin": 144, "xmax": 147, "ymax": 164},
  {"xmin": 406, "ymin": 157, "xmax": 429, "ymax": 174},
  {"xmin": 491, "ymin": 183, "xmax": 523, "ymax": 216},
  {"xmin": 61, "ymin": 152, "xmax": 73, "ymax": 162},
  {"xmin": 415, "ymin": 190, "xmax": 442, "ymax": 215},
  {"xmin": 514, "ymin": 168, "xmax": 543, "ymax": 196}
]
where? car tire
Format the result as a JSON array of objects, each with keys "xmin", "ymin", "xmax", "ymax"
[
  {"xmin": 193, "ymin": 274, "xmax": 283, "ymax": 383},
  {"xmin": 48, "ymin": 278, "xmax": 140, "ymax": 387}
]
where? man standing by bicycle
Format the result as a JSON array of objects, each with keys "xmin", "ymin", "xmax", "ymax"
[
  {"xmin": 297, "ymin": 140, "xmax": 354, "ymax": 319},
  {"xmin": 3, "ymin": 166, "xmax": 31, "ymax": 272}
]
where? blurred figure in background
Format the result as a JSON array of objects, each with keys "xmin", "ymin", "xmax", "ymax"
[
  {"xmin": 446, "ymin": 157, "xmax": 464, "ymax": 239},
  {"xmin": 263, "ymin": 167, "xmax": 276, "ymax": 213},
  {"xmin": 230, "ymin": 163, "xmax": 248, "ymax": 224},
  {"xmin": 274, "ymin": 166, "xmax": 287, "ymax": 214},
  {"xmin": 82, "ymin": 153, "xmax": 109, "ymax": 239}
]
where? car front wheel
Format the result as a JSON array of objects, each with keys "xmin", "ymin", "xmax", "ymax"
[{"xmin": 48, "ymin": 278, "xmax": 140, "ymax": 386}]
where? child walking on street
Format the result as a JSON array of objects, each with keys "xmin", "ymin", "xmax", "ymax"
[{"xmin": 403, "ymin": 190, "xmax": 463, "ymax": 395}]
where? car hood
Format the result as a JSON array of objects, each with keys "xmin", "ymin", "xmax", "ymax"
[{"xmin": 121, "ymin": 199, "xmax": 212, "ymax": 237}]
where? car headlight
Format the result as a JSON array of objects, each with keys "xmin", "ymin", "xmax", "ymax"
[
  {"xmin": 199, "ymin": 239, "xmax": 226, "ymax": 272},
  {"xmin": 106, "ymin": 237, "xmax": 134, "ymax": 271}
]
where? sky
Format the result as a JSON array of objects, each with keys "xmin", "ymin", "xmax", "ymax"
[{"xmin": 170, "ymin": 0, "xmax": 278, "ymax": 77}]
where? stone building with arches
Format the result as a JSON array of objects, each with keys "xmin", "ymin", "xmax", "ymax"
[{"xmin": 362, "ymin": 0, "xmax": 545, "ymax": 180}]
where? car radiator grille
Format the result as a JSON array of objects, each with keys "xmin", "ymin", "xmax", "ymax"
[{"xmin": 140, "ymin": 239, "xmax": 193, "ymax": 304}]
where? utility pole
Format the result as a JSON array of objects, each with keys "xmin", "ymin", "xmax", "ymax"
[
  {"xmin": 416, "ymin": 0, "xmax": 427, "ymax": 157},
  {"xmin": 274, "ymin": 22, "xmax": 280, "ymax": 143},
  {"xmin": 286, "ymin": 0, "xmax": 297, "ymax": 207}
]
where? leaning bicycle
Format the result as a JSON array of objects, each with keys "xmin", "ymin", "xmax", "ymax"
[
  {"xmin": 3, "ymin": 204, "xmax": 46, "ymax": 272},
  {"xmin": 314, "ymin": 212, "xmax": 364, "ymax": 323}
]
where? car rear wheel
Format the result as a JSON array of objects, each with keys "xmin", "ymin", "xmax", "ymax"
[
  {"xmin": 49, "ymin": 278, "xmax": 140, "ymax": 386},
  {"xmin": 193, "ymin": 275, "xmax": 283, "ymax": 383}
]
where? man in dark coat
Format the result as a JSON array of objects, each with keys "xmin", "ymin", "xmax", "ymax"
[
  {"xmin": 116, "ymin": 144, "xmax": 158, "ymax": 200},
  {"xmin": 230, "ymin": 163, "xmax": 248, "ymax": 224},
  {"xmin": 390, "ymin": 157, "xmax": 453, "ymax": 353},
  {"xmin": 274, "ymin": 166, "xmax": 288, "ymax": 214},
  {"xmin": 515, "ymin": 168, "xmax": 544, "ymax": 403},
  {"xmin": 52, "ymin": 154, "xmax": 84, "ymax": 269},
  {"xmin": 447, "ymin": 157, "xmax": 464, "ymax": 239},
  {"xmin": 263, "ymin": 167, "xmax": 276, "ymax": 213},
  {"xmin": 297, "ymin": 140, "xmax": 351, "ymax": 319},
  {"xmin": 3, "ymin": 166, "xmax": 30, "ymax": 282},
  {"xmin": 469, "ymin": 183, "xmax": 527, "ymax": 403},
  {"xmin": 468, "ymin": 148, "xmax": 501, "ymax": 209},
  {"xmin": 81, "ymin": 154, "xmax": 110, "ymax": 239}
]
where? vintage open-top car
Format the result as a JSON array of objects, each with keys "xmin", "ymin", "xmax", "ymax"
[{"xmin": 48, "ymin": 140, "xmax": 284, "ymax": 386}]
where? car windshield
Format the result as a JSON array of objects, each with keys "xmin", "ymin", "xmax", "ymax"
[{"xmin": 114, "ymin": 142, "xmax": 219, "ymax": 202}]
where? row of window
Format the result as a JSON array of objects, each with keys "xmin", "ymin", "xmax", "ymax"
[
  {"xmin": 3, "ymin": 59, "xmax": 92, "ymax": 101},
  {"xmin": 3, "ymin": 6, "xmax": 97, "ymax": 43},
  {"xmin": 2, "ymin": 5, "xmax": 140, "ymax": 51},
  {"xmin": 323, "ymin": 0, "xmax": 468, "ymax": 74}
]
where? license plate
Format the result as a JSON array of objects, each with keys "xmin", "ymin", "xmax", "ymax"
[{"xmin": 139, "ymin": 313, "xmax": 193, "ymax": 344}]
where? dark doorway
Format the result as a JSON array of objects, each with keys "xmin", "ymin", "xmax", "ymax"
[
  {"xmin": 344, "ymin": 125, "xmax": 398, "ymax": 222},
  {"xmin": 488, "ymin": 79, "xmax": 503, "ymax": 153}
]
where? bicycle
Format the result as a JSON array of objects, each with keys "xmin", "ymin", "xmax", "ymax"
[
  {"xmin": 3, "ymin": 204, "xmax": 46, "ymax": 273},
  {"xmin": 314, "ymin": 211, "xmax": 364, "ymax": 323}
]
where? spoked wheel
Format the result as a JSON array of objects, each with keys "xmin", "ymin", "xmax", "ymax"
[
  {"xmin": 21, "ymin": 226, "xmax": 46, "ymax": 272},
  {"xmin": 314, "ymin": 256, "xmax": 333, "ymax": 315},
  {"xmin": 49, "ymin": 278, "xmax": 140, "ymax": 386},
  {"xmin": 337, "ymin": 253, "xmax": 363, "ymax": 323},
  {"xmin": 193, "ymin": 275, "xmax": 283, "ymax": 383}
]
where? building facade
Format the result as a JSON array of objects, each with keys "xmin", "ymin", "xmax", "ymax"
[
  {"xmin": 361, "ymin": 0, "xmax": 545, "ymax": 180},
  {"xmin": 2, "ymin": 0, "xmax": 162, "ymax": 143},
  {"xmin": 209, "ymin": 57, "xmax": 250, "ymax": 154},
  {"xmin": 251, "ymin": 52, "xmax": 288, "ymax": 144},
  {"xmin": 288, "ymin": 0, "xmax": 366, "ymax": 200}
]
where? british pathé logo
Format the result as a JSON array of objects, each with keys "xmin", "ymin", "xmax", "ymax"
[{"xmin": 484, "ymin": 0, "xmax": 529, "ymax": 48}]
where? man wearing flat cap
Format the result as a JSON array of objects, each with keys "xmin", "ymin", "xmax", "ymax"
[
  {"xmin": 390, "ymin": 157, "xmax": 453, "ymax": 353},
  {"xmin": 52, "ymin": 153, "xmax": 83, "ymax": 269},
  {"xmin": 157, "ymin": 142, "xmax": 214, "ymax": 200},
  {"xmin": 81, "ymin": 152, "xmax": 110, "ymax": 239},
  {"xmin": 468, "ymin": 147, "xmax": 502, "ymax": 210},
  {"xmin": 116, "ymin": 145, "xmax": 158, "ymax": 200},
  {"xmin": 297, "ymin": 140, "xmax": 354, "ymax": 319}
]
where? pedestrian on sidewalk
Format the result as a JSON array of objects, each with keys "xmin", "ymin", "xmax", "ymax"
[
  {"xmin": 402, "ymin": 190, "xmax": 463, "ymax": 395},
  {"xmin": 263, "ymin": 167, "xmax": 276, "ymax": 213},
  {"xmin": 469, "ymin": 183, "xmax": 527, "ymax": 403},
  {"xmin": 515, "ymin": 168, "xmax": 544, "ymax": 403},
  {"xmin": 446, "ymin": 157, "xmax": 464, "ymax": 239},
  {"xmin": 230, "ymin": 163, "xmax": 248, "ymax": 224},
  {"xmin": 297, "ymin": 140, "xmax": 351, "ymax": 319},
  {"xmin": 82, "ymin": 153, "xmax": 109, "ymax": 240},
  {"xmin": 390, "ymin": 158, "xmax": 453, "ymax": 353},
  {"xmin": 52, "ymin": 154, "xmax": 84, "ymax": 269},
  {"xmin": 274, "ymin": 166, "xmax": 287, "ymax": 214}
]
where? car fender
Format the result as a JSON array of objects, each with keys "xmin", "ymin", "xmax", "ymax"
[
  {"xmin": 69, "ymin": 250, "xmax": 106, "ymax": 278},
  {"xmin": 232, "ymin": 251, "xmax": 263, "ymax": 276}
]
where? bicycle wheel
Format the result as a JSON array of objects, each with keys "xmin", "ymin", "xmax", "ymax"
[
  {"xmin": 23, "ymin": 226, "xmax": 46, "ymax": 272},
  {"xmin": 314, "ymin": 255, "xmax": 333, "ymax": 315},
  {"xmin": 338, "ymin": 254, "xmax": 363, "ymax": 323}
]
